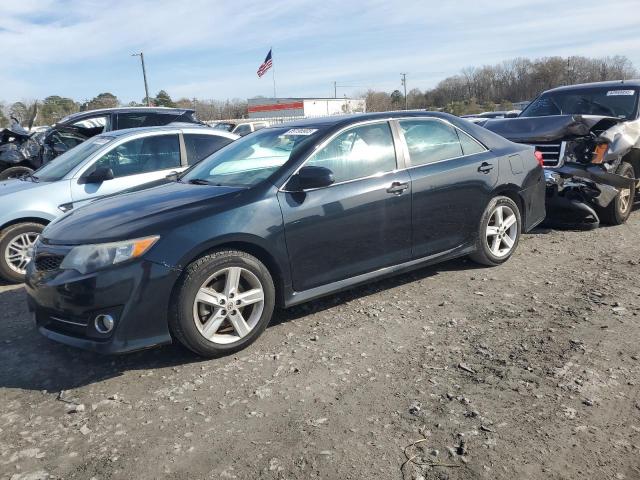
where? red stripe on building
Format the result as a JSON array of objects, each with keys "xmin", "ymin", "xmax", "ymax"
[{"xmin": 248, "ymin": 102, "xmax": 304, "ymax": 113}]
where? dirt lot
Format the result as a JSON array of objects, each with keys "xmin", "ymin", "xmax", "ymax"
[{"xmin": 1, "ymin": 215, "xmax": 639, "ymax": 480}]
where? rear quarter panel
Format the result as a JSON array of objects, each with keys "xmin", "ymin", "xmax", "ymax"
[{"xmin": 495, "ymin": 144, "xmax": 546, "ymax": 231}]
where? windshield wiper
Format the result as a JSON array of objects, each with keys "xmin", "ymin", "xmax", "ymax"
[
  {"xmin": 188, "ymin": 178, "xmax": 215, "ymax": 185},
  {"xmin": 187, "ymin": 178, "xmax": 233, "ymax": 187},
  {"xmin": 18, "ymin": 172, "xmax": 39, "ymax": 183}
]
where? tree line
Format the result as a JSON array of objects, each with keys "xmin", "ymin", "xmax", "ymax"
[
  {"xmin": 0, "ymin": 90, "xmax": 249, "ymax": 128},
  {"xmin": 364, "ymin": 55, "xmax": 638, "ymax": 115},
  {"xmin": 1, "ymin": 54, "xmax": 637, "ymax": 127}
]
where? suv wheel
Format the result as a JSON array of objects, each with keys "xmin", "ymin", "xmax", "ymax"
[
  {"xmin": 0, "ymin": 222, "xmax": 44, "ymax": 283},
  {"xmin": 470, "ymin": 196, "xmax": 522, "ymax": 266},
  {"xmin": 0, "ymin": 166, "xmax": 34, "ymax": 181},
  {"xmin": 597, "ymin": 161, "xmax": 635, "ymax": 226},
  {"xmin": 169, "ymin": 250, "xmax": 275, "ymax": 357}
]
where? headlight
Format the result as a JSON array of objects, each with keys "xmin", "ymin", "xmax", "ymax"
[{"xmin": 60, "ymin": 236, "xmax": 159, "ymax": 274}]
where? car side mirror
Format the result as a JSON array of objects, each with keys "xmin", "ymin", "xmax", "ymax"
[
  {"xmin": 81, "ymin": 166, "xmax": 115, "ymax": 184},
  {"xmin": 166, "ymin": 171, "xmax": 179, "ymax": 181},
  {"xmin": 53, "ymin": 142, "xmax": 68, "ymax": 154},
  {"xmin": 291, "ymin": 166, "xmax": 335, "ymax": 190}
]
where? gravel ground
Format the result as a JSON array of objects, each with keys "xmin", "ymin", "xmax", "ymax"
[{"xmin": 1, "ymin": 214, "xmax": 639, "ymax": 480}]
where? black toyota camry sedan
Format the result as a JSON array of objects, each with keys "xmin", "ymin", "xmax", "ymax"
[{"xmin": 25, "ymin": 112, "xmax": 545, "ymax": 357}]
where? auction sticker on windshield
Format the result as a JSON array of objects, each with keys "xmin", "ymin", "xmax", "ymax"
[
  {"xmin": 284, "ymin": 128, "xmax": 318, "ymax": 136},
  {"xmin": 607, "ymin": 90, "xmax": 635, "ymax": 96}
]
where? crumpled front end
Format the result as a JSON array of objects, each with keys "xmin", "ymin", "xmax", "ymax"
[
  {"xmin": 0, "ymin": 125, "xmax": 45, "ymax": 170},
  {"xmin": 544, "ymin": 165, "xmax": 634, "ymax": 229},
  {"xmin": 483, "ymin": 114, "xmax": 640, "ymax": 228}
]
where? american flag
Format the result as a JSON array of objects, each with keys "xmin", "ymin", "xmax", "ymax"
[{"xmin": 257, "ymin": 49, "xmax": 273, "ymax": 78}]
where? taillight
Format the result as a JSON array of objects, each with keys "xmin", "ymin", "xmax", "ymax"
[{"xmin": 534, "ymin": 150, "xmax": 544, "ymax": 167}]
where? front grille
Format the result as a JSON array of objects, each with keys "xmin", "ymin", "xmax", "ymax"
[
  {"xmin": 527, "ymin": 142, "xmax": 566, "ymax": 167},
  {"xmin": 35, "ymin": 255, "xmax": 64, "ymax": 272},
  {"xmin": 523, "ymin": 142, "xmax": 565, "ymax": 168}
]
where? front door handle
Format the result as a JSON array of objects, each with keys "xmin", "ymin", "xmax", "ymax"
[
  {"xmin": 478, "ymin": 162, "xmax": 494, "ymax": 174},
  {"xmin": 386, "ymin": 181, "xmax": 409, "ymax": 194}
]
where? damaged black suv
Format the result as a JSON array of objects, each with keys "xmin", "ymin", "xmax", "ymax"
[
  {"xmin": 0, "ymin": 107, "xmax": 201, "ymax": 180},
  {"xmin": 481, "ymin": 81, "xmax": 639, "ymax": 228}
]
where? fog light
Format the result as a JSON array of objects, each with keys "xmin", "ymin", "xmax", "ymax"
[{"xmin": 94, "ymin": 314, "xmax": 115, "ymax": 334}]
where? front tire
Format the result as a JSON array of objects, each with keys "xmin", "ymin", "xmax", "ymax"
[
  {"xmin": 169, "ymin": 250, "xmax": 275, "ymax": 357},
  {"xmin": 0, "ymin": 166, "xmax": 34, "ymax": 180},
  {"xmin": 597, "ymin": 161, "xmax": 635, "ymax": 226},
  {"xmin": 470, "ymin": 196, "xmax": 522, "ymax": 267},
  {"xmin": 0, "ymin": 222, "xmax": 44, "ymax": 283}
]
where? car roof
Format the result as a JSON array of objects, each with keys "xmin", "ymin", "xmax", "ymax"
[
  {"xmin": 275, "ymin": 111, "xmax": 461, "ymax": 129},
  {"xmin": 543, "ymin": 79, "xmax": 640, "ymax": 94},
  {"xmin": 57, "ymin": 107, "xmax": 195, "ymax": 126},
  {"xmin": 97, "ymin": 124, "xmax": 239, "ymax": 139}
]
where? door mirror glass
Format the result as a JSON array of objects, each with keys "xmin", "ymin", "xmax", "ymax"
[
  {"xmin": 293, "ymin": 166, "xmax": 335, "ymax": 190},
  {"xmin": 82, "ymin": 166, "xmax": 114, "ymax": 184}
]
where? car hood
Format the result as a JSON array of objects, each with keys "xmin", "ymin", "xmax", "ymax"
[
  {"xmin": 43, "ymin": 181, "xmax": 245, "ymax": 245},
  {"xmin": 480, "ymin": 114, "xmax": 622, "ymax": 143},
  {"xmin": 0, "ymin": 178, "xmax": 51, "ymax": 195}
]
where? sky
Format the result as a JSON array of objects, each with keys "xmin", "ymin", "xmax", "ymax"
[{"xmin": 1, "ymin": 0, "xmax": 640, "ymax": 104}]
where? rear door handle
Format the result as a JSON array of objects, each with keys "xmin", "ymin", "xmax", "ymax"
[
  {"xmin": 386, "ymin": 181, "xmax": 409, "ymax": 194},
  {"xmin": 478, "ymin": 162, "xmax": 494, "ymax": 174}
]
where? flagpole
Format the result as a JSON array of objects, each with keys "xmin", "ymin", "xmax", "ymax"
[{"xmin": 271, "ymin": 47, "xmax": 277, "ymax": 98}]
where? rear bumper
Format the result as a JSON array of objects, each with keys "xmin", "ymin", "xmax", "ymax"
[
  {"xmin": 521, "ymin": 168, "xmax": 546, "ymax": 232},
  {"xmin": 25, "ymin": 256, "xmax": 181, "ymax": 354}
]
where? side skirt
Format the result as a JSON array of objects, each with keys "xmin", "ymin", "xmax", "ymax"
[{"xmin": 283, "ymin": 243, "xmax": 476, "ymax": 308}]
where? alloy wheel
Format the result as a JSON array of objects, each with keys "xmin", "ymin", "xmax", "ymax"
[
  {"xmin": 5, "ymin": 232, "xmax": 39, "ymax": 275},
  {"xmin": 192, "ymin": 266, "xmax": 265, "ymax": 344},
  {"xmin": 485, "ymin": 205, "xmax": 518, "ymax": 258}
]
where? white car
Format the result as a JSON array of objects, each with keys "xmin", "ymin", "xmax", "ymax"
[
  {"xmin": 0, "ymin": 125, "xmax": 238, "ymax": 282},
  {"xmin": 213, "ymin": 121, "xmax": 270, "ymax": 136}
]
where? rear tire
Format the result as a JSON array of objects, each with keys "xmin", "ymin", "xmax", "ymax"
[
  {"xmin": 0, "ymin": 222, "xmax": 44, "ymax": 283},
  {"xmin": 169, "ymin": 250, "xmax": 275, "ymax": 358},
  {"xmin": 470, "ymin": 196, "xmax": 522, "ymax": 267},
  {"xmin": 597, "ymin": 161, "xmax": 635, "ymax": 226},
  {"xmin": 0, "ymin": 166, "xmax": 34, "ymax": 180}
]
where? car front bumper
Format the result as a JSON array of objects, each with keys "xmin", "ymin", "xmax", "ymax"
[{"xmin": 25, "ymin": 245, "xmax": 181, "ymax": 354}]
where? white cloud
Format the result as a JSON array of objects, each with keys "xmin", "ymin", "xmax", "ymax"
[{"xmin": 1, "ymin": 0, "xmax": 639, "ymax": 102}]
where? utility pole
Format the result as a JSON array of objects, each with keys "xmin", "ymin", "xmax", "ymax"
[
  {"xmin": 334, "ymin": 81, "xmax": 337, "ymax": 98},
  {"xmin": 400, "ymin": 73, "xmax": 407, "ymax": 110},
  {"xmin": 131, "ymin": 52, "xmax": 150, "ymax": 106}
]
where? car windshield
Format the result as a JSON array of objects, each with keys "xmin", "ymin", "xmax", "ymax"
[
  {"xmin": 520, "ymin": 88, "xmax": 639, "ymax": 120},
  {"xmin": 34, "ymin": 135, "xmax": 114, "ymax": 182},
  {"xmin": 181, "ymin": 127, "xmax": 322, "ymax": 187}
]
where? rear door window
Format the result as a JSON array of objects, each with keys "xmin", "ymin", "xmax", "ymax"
[
  {"xmin": 184, "ymin": 134, "xmax": 234, "ymax": 165},
  {"xmin": 457, "ymin": 130, "xmax": 487, "ymax": 156},
  {"xmin": 91, "ymin": 134, "xmax": 181, "ymax": 178},
  {"xmin": 399, "ymin": 120, "xmax": 463, "ymax": 166}
]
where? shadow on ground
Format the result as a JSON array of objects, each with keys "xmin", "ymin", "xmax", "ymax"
[{"xmin": 0, "ymin": 256, "xmax": 483, "ymax": 393}]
